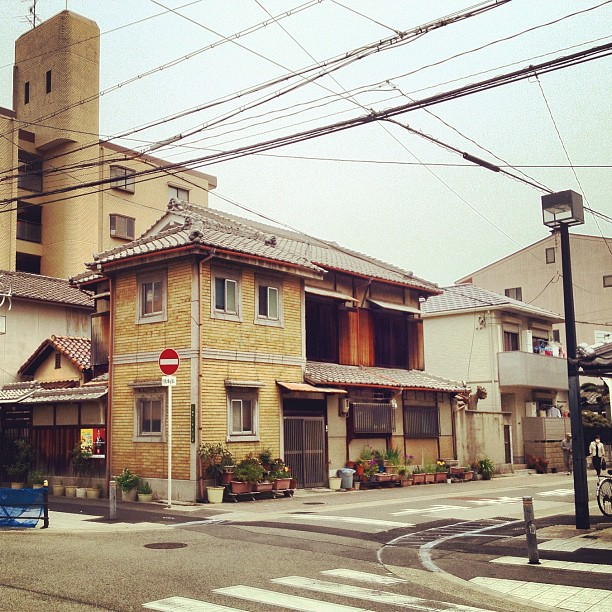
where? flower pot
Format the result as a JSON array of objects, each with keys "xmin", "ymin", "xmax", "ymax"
[
  {"xmin": 425, "ymin": 473, "xmax": 435, "ymax": 484},
  {"xmin": 221, "ymin": 471, "xmax": 234, "ymax": 485},
  {"xmin": 206, "ymin": 486, "xmax": 225, "ymax": 504},
  {"xmin": 434, "ymin": 472, "xmax": 447, "ymax": 483},
  {"xmin": 412, "ymin": 473, "xmax": 426, "ymax": 485},
  {"xmin": 273, "ymin": 477, "xmax": 292, "ymax": 490},
  {"xmin": 76, "ymin": 487, "xmax": 87, "ymax": 498},
  {"xmin": 52, "ymin": 484, "xmax": 65, "ymax": 496},
  {"xmin": 289, "ymin": 478, "xmax": 297, "ymax": 489},
  {"xmin": 254, "ymin": 481, "xmax": 274, "ymax": 493},
  {"xmin": 355, "ymin": 464, "xmax": 365, "ymax": 476},
  {"xmin": 329, "ymin": 476, "xmax": 342, "ymax": 490},
  {"xmin": 399, "ymin": 477, "xmax": 412, "ymax": 487},
  {"xmin": 33, "ymin": 483, "xmax": 44, "ymax": 489},
  {"xmin": 65, "ymin": 485, "xmax": 77, "ymax": 497},
  {"xmin": 121, "ymin": 488, "xmax": 138, "ymax": 501},
  {"xmin": 231, "ymin": 480, "xmax": 253, "ymax": 494},
  {"xmin": 138, "ymin": 493, "xmax": 154, "ymax": 503},
  {"xmin": 463, "ymin": 471, "xmax": 474, "ymax": 481},
  {"xmin": 86, "ymin": 488, "xmax": 101, "ymax": 499},
  {"xmin": 11, "ymin": 482, "xmax": 25, "ymax": 489}
]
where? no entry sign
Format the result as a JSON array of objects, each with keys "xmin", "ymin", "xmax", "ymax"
[{"xmin": 159, "ymin": 348, "xmax": 180, "ymax": 375}]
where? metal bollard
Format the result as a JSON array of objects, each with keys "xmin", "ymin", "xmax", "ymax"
[
  {"xmin": 522, "ymin": 496, "xmax": 540, "ymax": 564},
  {"xmin": 109, "ymin": 480, "xmax": 117, "ymax": 520}
]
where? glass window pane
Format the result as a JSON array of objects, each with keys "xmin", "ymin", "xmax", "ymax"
[
  {"xmin": 259, "ymin": 286, "xmax": 268, "ymax": 317},
  {"xmin": 268, "ymin": 287, "xmax": 278, "ymax": 319},
  {"xmin": 231, "ymin": 399, "xmax": 242, "ymax": 433},
  {"xmin": 242, "ymin": 400, "xmax": 252, "ymax": 432},
  {"xmin": 215, "ymin": 278, "xmax": 225, "ymax": 310},
  {"xmin": 152, "ymin": 281, "xmax": 162, "ymax": 313},
  {"xmin": 226, "ymin": 280, "xmax": 236, "ymax": 313}
]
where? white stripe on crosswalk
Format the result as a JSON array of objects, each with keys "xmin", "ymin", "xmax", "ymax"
[
  {"xmin": 391, "ymin": 504, "xmax": 467, "ymax": 516},
  {"xmin": 290, "ymin": 515, "xmax": 412, "ymax": 528},
  {"xmin": 321, "ymin": 568, "xmax": 406, "ymax": 585},
  {"xmin": 213, "ymin": 585, "xmax": 371, "ymax": 611},
  {"xmin": 142, "ymin": 596, "xmax": 244, "ymax": 611},
  {"xmin": 491, "ymin": 556, "xmax": 612, "ymax": 574},
  {"xmin": 470, "ymin": 577, "xmax": 612, "ymax": 611},
  {"xmin": 272, "ymin": 576, "xmax": 494, "ymax": 611},
  {"xmin": 538, "ymin": 489, "xmax": 575, "ymax": 497}
]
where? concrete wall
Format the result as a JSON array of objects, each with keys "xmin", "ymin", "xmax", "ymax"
[{"xmin": 454, "ymin": 409, "xmax": 509, "ymax": 468}]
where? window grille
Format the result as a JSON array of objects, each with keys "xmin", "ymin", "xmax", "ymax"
[
  {"xmin": 352, "ymin": 403, "xmax": 392, "ymax": 434},
  {"xmin": 404, "ymin": 406, "xmax": 439, "ymax": 438}
]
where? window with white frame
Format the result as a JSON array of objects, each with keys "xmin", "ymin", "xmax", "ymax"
[
  {"xmin": 504, "ymin": 287, "xmax": 522, "ymax": 301},
  {"xmin": 168, "ymin": 185, "xmax": 189, "ymax": 201},
  {"xmin": 137, "ymin": 270, "xmax": 167, "ymax": 324},
  {"xmin": 255, "ymin": 277, "xmax": 282, "ymax": 326},
  {"xmin": 134, "ymin": 390, "xmax": 164, "ymax": 441},
  {"xmin": 110, "ymin": 214, "xmax": 135, "ymax": 240},
  {"xmin": 212, "ymin": 269, "xmax": 241, "ymax": 321},
  {"xmin": 227, "ymin": 389, "xmax": 259, "ymax": 440},
  {"xmin": 110, "ymin": 165, "xmax": 136, "ymax": 193}
]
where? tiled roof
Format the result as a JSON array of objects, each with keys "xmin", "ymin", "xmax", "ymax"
[
  {"xmin": 421, "ymin": 284, "xmax": 563, "ymax": 321},
  {"xmin": 0, "ymin": 270, "xmax": 93, "ymax": 307},
  {"xmin": 305, "ymin": 361, "xmax": 464, "ymax": 392},
  {"xmin": 22, "ymin": 385, "xmax": 107, "ymax": 404},
  {"xmin": 84, "ymin": 200, "xmax": 440, "ymax": 294},
  {"xmin": 0, "ymin": 381, "xmax": 39, "ymax": 403},
  {"xmin": 18, "ymin": 335, "xmax": 91, "ymax": 376}
]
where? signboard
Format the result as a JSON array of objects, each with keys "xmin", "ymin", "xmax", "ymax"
[
  {"xmin": 162, "ymin": 375, "xmax": 176, "ymax": 387},
  {"xmin": 159, "ymin": 348, "xmax": 179, "ymax": 375}
]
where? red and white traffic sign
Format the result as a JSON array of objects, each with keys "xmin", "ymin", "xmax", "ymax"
[{"xmin": 159, "ymin": 348, "xmax": 180, "ymax": 375}]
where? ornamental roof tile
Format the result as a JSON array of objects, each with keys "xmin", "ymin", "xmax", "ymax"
[
  {"xmin": 305, "ymin": 361, "xmax": 464, "ymax": 392},
  {"xmin": 22, "ymin": 385, "xmax": 107, "ymax": 404},
  {"xmin": 421, "ymin": 284, "xmax": 563, "ymax": 321},
  {"xmin": 0, "ymin": 381, "xmax": 39, "ymax": 403},
  {"xmin": 0, "ymin": 270, "xmax": 93, "ymax": 307},
  {"xmin": 84, "ymin": 200, "xmax": 439, "ymax": 294}
]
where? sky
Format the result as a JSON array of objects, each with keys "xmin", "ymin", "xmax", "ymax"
[{"xmin": 1, "ymin": 0, "xmax": 611, "ymax": 287}]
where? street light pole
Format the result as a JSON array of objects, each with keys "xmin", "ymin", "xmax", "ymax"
[
  {"xmin": 558, "ymin": 223, "xmax": 589, "ymax": 529},
  {"xmin": 541, "ymin": 190, "xmax": 589, "ymax": 530}
]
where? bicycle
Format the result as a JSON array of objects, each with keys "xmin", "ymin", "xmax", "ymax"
[{"xmin": 596, "ymin": 469, "xmax": 612, "ymax": 516}]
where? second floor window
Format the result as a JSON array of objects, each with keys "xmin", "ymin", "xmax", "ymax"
[
  {"xmin": 110, "ymin": 214, "xmax": 135, "ymax": 240},
  {"xmin": 503, "ymin": 330, "xmax": 519, "ymax": 351},
  {"xmin": 168, "ymin": 185, "xmax": 189, "ymax": 201},
  {"xmin": 110, "ymin": 165, "xmax": 135, "ymax": 193},
  {"xmin": 137, "ymin": 271, "xmax": 167, "ymax": 324},
  {"xmin": 504, "ymin": 287, "xmax": 522, "ymax": 301},
  {"xmin": 18, "ymin": 151, "xmax": 43, "ymax": 192},
  {"xmin": 306, "ymin": 297, "xmax": 338, "ymax": 362},
  {"xmin": 16, "ymin": 202, "xmax": 42, "ymax": 243},
  {"xmin": 373, "ymin": 311, "xmax": 408, "ymax": 368},
  {"xmin": 212, "ymin": 270, "xmax": 241, "ymax": 321},
  {"xmin": 256, "ymin": 277, "xmax": 282, "ymax": 327}
]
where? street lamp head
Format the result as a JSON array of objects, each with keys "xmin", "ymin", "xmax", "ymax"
[{"xmin": 541, "ymin": 190, "xmax": 584, "ymax": 228}]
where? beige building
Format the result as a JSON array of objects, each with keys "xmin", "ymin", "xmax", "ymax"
[
  {"xmin": 456, "ymin": 233, "xmax": 612, "ymax": 350},
  {"xmin": 422, "ymin": 284, "xmax": 568, "ymax": 468},
  {"xmin": 0, "ymin": 10, "xmax": 216, "ymax": 280}
]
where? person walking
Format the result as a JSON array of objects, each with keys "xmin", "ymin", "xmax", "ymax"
[
  {"xmin": 589, "ymin": 435, "xmax": 606, "ymax": 477},
  {"xmin": 560, "ymin": 433, "xmax": 572, "ymax": 474}
]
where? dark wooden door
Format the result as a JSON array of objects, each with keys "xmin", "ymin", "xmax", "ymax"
[{"xmin": 283, "ymin": 416, "xmax": 326, "ymax": 488}]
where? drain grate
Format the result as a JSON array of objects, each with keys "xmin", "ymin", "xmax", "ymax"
[
  {"xmin": 144, "ymin": 542, "xmax": 187, "ymax": 550},
  {"xmin": 302, "ymin": 502, "xmax": 326, "ymax": 505}
]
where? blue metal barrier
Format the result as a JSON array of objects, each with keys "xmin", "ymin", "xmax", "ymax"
[{"xmin": 0, "ymin": 487, "xmax": 49, "ymax": 528}]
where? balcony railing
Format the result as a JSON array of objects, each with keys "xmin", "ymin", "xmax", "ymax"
[{"xmin": 498, "ymin": 350, "xmax": 568, "ymax": 390}]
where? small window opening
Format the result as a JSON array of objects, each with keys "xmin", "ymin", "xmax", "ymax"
[
  {"xmin": 24, "ymin": 82, "xmax": 30, "ymax": 104},
  {"xmin": 55, "ymin": 353, "xmax": 61, "ymax": 369},
  {"xmin": 46, "ymin": 70, "xmax": 52, "ymax": 94}
]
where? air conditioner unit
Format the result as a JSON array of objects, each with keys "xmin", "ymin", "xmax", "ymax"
[
  {"xmin": 525, "ymin": 402, "xmax": 537, "ymax": 417},
  {"xmin": 521, "ymin": 329, "xmax": 533, "ymax": 352}
]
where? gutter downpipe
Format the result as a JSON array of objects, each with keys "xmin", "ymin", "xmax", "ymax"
[{"xmin": 105, "ymin": 275, "xmax": 114, "ymax": 491}]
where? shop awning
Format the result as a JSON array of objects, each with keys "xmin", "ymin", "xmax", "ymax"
[
  {"xmin": 368, "ymin": 299, "xmax": 421, "ymax": 315},
  {"xmin": 277, "ymin": 381, "xmax": 347, "ymax": 394},
  {"xmin": 305, "ymin": 286, "xmax": 357, "ymax": 302}
]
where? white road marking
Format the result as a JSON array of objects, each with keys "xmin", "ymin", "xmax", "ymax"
[
  {"xmin": 213, "ymin": 585, "xmax": 371, "ymax": 611},
  {"xmin": 142, "ymin": 596, "xmax": 244, "ymax": 611},
  {"xmin": 490, "ymin": 556, "xmax": 612, "ymax": 574},
  {"xmin": 538, "ymin": 538, "xmax": 612, "ymax": 552},
  {"xmin": 321, "ymin": 568, "xmax": 407, "ymax": 585},
  {"xmin": 470, "ymin": 577, "xmax": 612, "ymax": 611},
  {"xmin": 272, "ymin": 576, "xmax": 494, "ymax": 611},
  {"xmin": 391, "ymin": 504, "xmax": 468, "ymax": 516},
  {"xmin": 538, "ymin": 489, "xmax": 575, "ymax": 497},
  {"xmin": 290, "ymin": 514, "xmax": 412, "ymax": 528},
  {"xmin": 467, "ymin": 496, "xmax": 523, "ymax": 506}
]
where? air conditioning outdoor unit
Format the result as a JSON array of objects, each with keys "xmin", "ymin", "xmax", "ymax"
[{"xmin": 521, "ymin": 329, "xmax": 533, "ymax": 352}]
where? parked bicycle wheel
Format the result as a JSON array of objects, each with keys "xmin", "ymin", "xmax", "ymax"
[{"xmin": 597, "ymin": 479, "xmax": 612, "ymax": 516}]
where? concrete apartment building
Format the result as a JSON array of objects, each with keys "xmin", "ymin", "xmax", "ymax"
[
  {"xmin": 0, "ymin": 10, "xmax": 216, "ymax": 280},
  {"xmin": 456, "ymin": 233, "xmax": 612, "ymax": 350}
]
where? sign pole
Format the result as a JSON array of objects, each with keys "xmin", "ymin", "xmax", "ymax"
[{"xmin": 167, "ymin": 382, "xmax": 172, "ymax": 509}]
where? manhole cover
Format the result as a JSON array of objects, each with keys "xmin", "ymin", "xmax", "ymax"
[{"xmin": 144, "ymin": 542, "xmax": 187, "ymax": 550}]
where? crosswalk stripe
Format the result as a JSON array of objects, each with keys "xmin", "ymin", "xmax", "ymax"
[
  {"xmin": 272, "ymin": 576, "xmax": 494, "ymax": 611},
  {"xmin": 392, "ymin": 504, "xmax": 467, "ymax": 516},
  {"xmin": 491, "ymin": 556, "xmax": 612, "ymax": 574},
  {"xmin": 290, "ymin": 515, "xmax": 412, "ymax": 528},
  {"xmin": 470, "ymin": 577, "xmax": 612, "ymax": 610},
  {"xmin": 142, "ymin": 596, "xmax": 244, "ymax": 611},
  {"xmin": 321, "ymin": 569, "xmax": 407, "ymax": 585},
  {"xmin": 213, "ymin": 585, "xmax": 371, "ymax": 611}
]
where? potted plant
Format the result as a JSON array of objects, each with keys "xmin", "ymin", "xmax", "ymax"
[
  {"xmin": 137, "ymin": 481, "xmax": 154, "ymax": 502},
  {"xmin": 258, "ymin": 448, "xmax": 273, "ymax": 471},
  {"xmin": 6, "ymin": 439, "xmax": 35, "ymax": 488},
  {"xmin": 52, "ymin": 480, "xmax": 65, "ymax": 496},
  {"xmin": 232, "ymin": 454, "xmax": 264, "ymax": 494},
  {"xmin": 29, "ymin": 470, "xmax": 45, "ymax": 489},
  {"xmin": 115, "ymin": 468, "xmax": 140, "ymax": 501},
  {"xmin": 478, "ymin": 458, "xmax": 495, "ymax": 480},
  {"xmin": 397, "ymin": 466, "xmax": 412, "ymax": 486},
  {"xmin": 71, "ymin": 442, "xmax": 92, "ymax": 495},
  {"xmin": 269, "ymin": 458, "xmax": 292, "ymax": 489},
  {"xmin": 199, "ymin": 442, "xmax": 234, "ymax": 486},
  {"xmin": 411, "ymin": 466, "xmax": 426, "ymax": 485},
  {"xmin": 434, "ymin": 460, "xmax": 448, "ymax": 483},
  {"xmin": 86, "ymin": 484, "xmax": 102, "ymax": 499},
  {"xmin": 423, "ymin": 464, "xmax": 436, "ymax": 484},
  {"xmin": 463, "ymin": 467, "xmax": 474, "ymax": 481},
  {"xmin": 384, "ymin": 446, "xmax": 401, "ymax": 473}
]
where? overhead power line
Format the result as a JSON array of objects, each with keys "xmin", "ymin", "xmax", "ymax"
[{"xmin": 3, "ymin": 40, "xmax": 612, "ymax": 208}]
